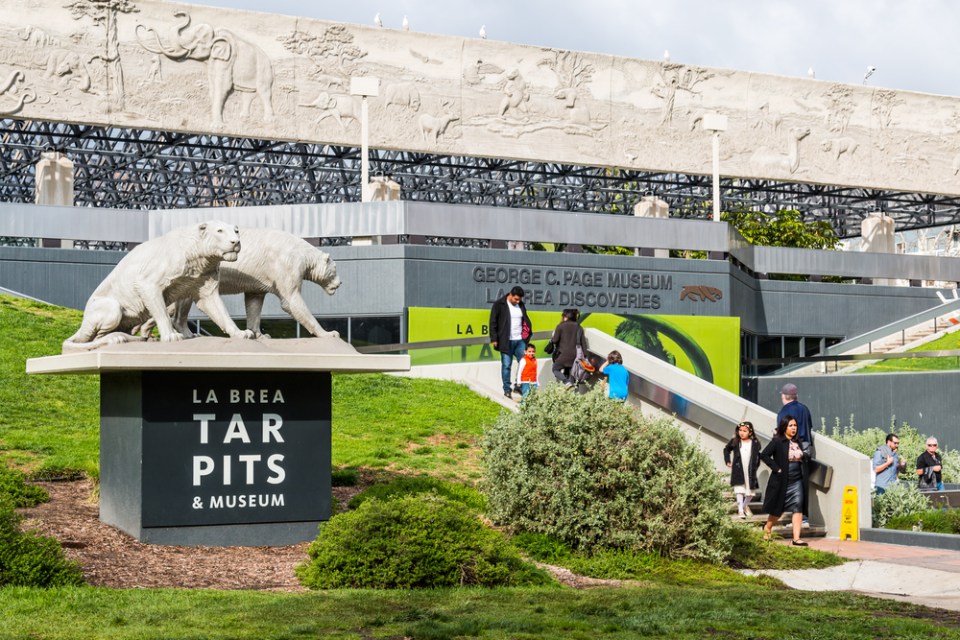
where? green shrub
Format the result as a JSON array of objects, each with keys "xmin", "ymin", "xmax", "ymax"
[
  {"xmin": 297, "ymin": 494, "xmax": 552, "ymax": 589},
  {"xmin": 0, "ymin": 464, "xmax": 48, "ymax": 507},
  {"xmin": 872, "ymin": 483, "xmax": 932, "ymax": 527},
  {"xmin": 0, "ymin": 496, "xmax": 84, "ymax": 587},
  {"xmin": 885, "ymin": 509, "xmax": 960, "ymax": 534},
  {"xmin": 827, "ymin": 418, "xmax": 960, "ymax": 483},
  {"xmin": 483, "ymin": 384, "xmax": 734, "ymax": 563},
  {"xmin": 348, "ymin": 475, "xmax": 486, "ymax": 512}
]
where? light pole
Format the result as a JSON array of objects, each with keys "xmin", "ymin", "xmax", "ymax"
[
  {"xmin": 701, "ymin": 113, "xmax": 728, "ymax": 222},
  {"xmin": 350, "ymin": 76, "xmax": 380, "ymax": 202}
]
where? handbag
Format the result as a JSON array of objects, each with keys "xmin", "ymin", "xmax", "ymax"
[
  {"xmin": 919, "ymin": 466, "xmax": 938, "ymax": 492},
  {"xmin": 543, "ymin": 341, "xmax": 555, "ymax": 355}
]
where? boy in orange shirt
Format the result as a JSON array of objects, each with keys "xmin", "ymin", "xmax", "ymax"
[{"xmin": 518, "ymin": 343, "xmax": 539, "ymax": 398}]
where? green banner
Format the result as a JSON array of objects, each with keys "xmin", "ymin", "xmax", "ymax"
[{"xmin": 407, "ymin": 308, "xmax": 740, "ymax": 393}]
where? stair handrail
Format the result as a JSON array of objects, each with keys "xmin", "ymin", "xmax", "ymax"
[{"xmin": 771, "ymin": 295, "xmax": 960, "ymax": 375}]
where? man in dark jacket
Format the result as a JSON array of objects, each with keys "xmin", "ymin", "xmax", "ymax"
[{"xmin": 490, "ymin": 286, "xmax": 531, "ymax": 399}]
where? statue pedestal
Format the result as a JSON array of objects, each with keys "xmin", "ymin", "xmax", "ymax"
[{"xmin": 27, "ymin": 338, "xmax": 409, "ymax": 546}]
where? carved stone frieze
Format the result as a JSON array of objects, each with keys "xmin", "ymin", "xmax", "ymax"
[{"xmin": 2, "ymin": 0, "xmax": 960, "ymax": 196}]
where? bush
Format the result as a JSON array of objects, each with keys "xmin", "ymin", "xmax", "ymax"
[
  {"xmin": 296, "ymin": 494, "xmax": 552, "ymax": 589},
  {"xmin": 348, "ymin": 475, "xmax": 486, "ymax": 512},
  {"xmin": 0, "ymin": 496, "xmax": 84, "ymax": 587},
  {"xmin": 827, "ymin": 418, "xmax": 960, "ymax": 484},
  {"xmin": 0, "ymin": 465, "xmax": 48, "ymax": 507},
  {"xmin": 872, "ymin": 483, "xmax": 932, "ymax": 527},
  {"xmin": 483, "ymin": 384, "xmax": 734, "ymax": 563},
  {"xmin": 886, "ymin": 509, "xmax": 960, "ymax": 534}
]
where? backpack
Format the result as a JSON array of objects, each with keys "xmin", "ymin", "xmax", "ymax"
[{"xmin": 569, "ymin": 346, "xmax": 596, "ymax": 384}]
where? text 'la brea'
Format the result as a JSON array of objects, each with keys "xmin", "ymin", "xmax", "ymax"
[{"xmin": 193, "ymin": 388, "xmax": 286, "ymax": 404}]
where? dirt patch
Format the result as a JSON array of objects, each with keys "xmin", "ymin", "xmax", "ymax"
[
  {"xmin": 17, "ymin": 479, "xmax": 363, "ymax": 591},
  {"xmin": 19, "ymin": 478, "xmax": 609, "ymax": 591}
]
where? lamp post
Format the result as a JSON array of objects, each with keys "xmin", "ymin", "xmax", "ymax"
[
  {"xmin": 701, "ymin": 113, "xmax": 728, "ymax": 222},
  {"xmin": 350, "ymin": 77, "xmax": 380, "ymax": 202}
]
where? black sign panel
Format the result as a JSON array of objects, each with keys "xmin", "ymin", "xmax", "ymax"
[{"xmin": 141, "ymin": 370, "xmax": 331, "ymax": 527}]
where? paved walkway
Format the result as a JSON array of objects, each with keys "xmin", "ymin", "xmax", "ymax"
[{"xmin": 745, "ymin": 538, "xmax": 960, "ymax": 611}]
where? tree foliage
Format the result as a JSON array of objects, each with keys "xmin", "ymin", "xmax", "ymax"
[{"xmin": 722, "ymin": 207, "xmax": 839, "ymax": 250}]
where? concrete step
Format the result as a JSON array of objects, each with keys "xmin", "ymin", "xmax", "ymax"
[{"xmin": 728, "ymin": 513, "xmax": 827, "ymax": 538}]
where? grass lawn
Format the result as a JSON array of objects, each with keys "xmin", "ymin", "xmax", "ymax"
[
  {"xmin": 0, "ymin": 295, "xmax": 500, "ymax": 482},
  {"xmin": 2, "ymin": 585, "xmax": 957, "ymax": 639},
  {"xmin": 0, "ymin": 297, "xmax": 99, "ymax": 476}
]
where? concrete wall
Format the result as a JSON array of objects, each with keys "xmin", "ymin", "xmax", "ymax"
[{"xmin": 757, "ymin": 373, "xmax": 960, "ymax": 449}]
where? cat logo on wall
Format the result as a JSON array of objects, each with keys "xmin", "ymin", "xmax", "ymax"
[{"xmin": 679, "ymin": 285, "xmax": 723, "ymax": 302}]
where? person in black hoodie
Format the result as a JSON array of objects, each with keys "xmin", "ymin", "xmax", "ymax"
[{"xmin": 489, "ymin": 286, "xmax": 531, "ymax": 399}]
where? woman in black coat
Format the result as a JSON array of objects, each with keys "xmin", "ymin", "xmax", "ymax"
[
  {"xmin": 759, "ymin": 415, "xmax": 811, "ymax": 546},
  {"xmin": 549, "ymin": 308, "xmax": 582, "ymax": 387},
  {"xmin": 723, "ymin": 421, "xmax": 760, "ymax": 518}
]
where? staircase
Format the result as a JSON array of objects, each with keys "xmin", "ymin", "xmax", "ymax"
[
  {"xmin": 830, "ymin": 314, "xmax": 960, "ymax": 374},
  {"xmin": 726, "ymin": 491, "xmax": 827, "ymax": 540},
  {"xmin": 785, "ymin": 313, "xmax": 960, "ymax": 376}
]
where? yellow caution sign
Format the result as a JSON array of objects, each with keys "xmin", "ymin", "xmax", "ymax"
[{"xmin": 839, "ymin": 485, "xmax": 859, "ymax": 541}]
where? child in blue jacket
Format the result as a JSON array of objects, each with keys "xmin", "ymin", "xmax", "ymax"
[{"xmin": 599, "ymin": 350, "xmax": 629, "ymax": 401}]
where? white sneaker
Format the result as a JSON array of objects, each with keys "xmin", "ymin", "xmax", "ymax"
[
  {"xmin": 802, "ymin": 520, "xmax": 810, "ymax": 528},
  {"xmin": 744, "ymin": 506, "xmax": 754, "ymax": 518}
]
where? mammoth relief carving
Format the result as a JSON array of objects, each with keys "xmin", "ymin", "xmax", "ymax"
[
  {"xmin": 301, "ymin": 91, "xmax": 359, "ymax": 130},
  {"xmin": 0, "ymin": 71, "xmax": 36, "ymax": 115},
  {"xmin": 135, "ymin": 11, "xmax": 275, "ymax": 126}
]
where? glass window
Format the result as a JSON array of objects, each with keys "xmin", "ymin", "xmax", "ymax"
[
  {"xmin": 783, "ymin": 336, "xmax": 801, "ymax": 359},
  {"xmin": 319, "ymin": 317, "xmax": 349, "ymax": 339},
  {"xmin": 350, "ymin": 316, "xmax": 401, "ymax": 347}
]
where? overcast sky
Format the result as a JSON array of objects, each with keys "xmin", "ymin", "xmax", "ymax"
[{"xmin": 188, "ymin": 0, "xmax": 960, "ymax": 97}]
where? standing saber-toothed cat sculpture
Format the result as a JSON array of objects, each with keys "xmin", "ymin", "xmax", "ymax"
[
  {"xmin": 168, "ymin": 228, "xmax": 342, "ymax": 339},
  {"xmin": 62, "ymin": 221, "xmax": 255, "ymax": 352}
]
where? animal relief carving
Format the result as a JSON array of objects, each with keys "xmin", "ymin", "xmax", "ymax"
[
  {"xmin": 302, "ymin": 91, "xmax": 359, "ymax": 130},
  {"xmin": 750, "ymin": 127, "xmax": 811, "ymax": 174},
  {"xmin": 679, "ymin": 286, "xmax": 723, "ymax": 302},
  {"xmin": 419, "ymin": 98, "xmax": 459, "ymax": 142},
  {"xmin": 384, "ymin": 82, "xmax": 421, "ymax": 110},
  {"xmin": 136, "ymin": 11, "xmax": 275, "ymax": 126},
  {"xmin": 0, "ymin": 70, "xmax": 35, "ymax": 114}
]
